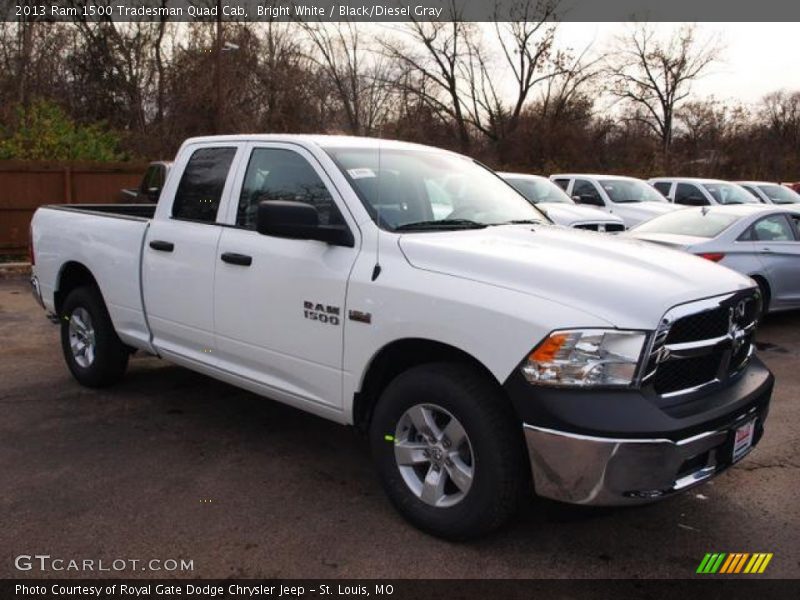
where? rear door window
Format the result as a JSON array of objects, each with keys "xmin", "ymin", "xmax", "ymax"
[
  {"xmin": 752, "ymin": 215, "xmax": 797, "ymax": 242},
  {"xmin": 173, "ymin": 147, "xmax": 237, "ymax": 223}
]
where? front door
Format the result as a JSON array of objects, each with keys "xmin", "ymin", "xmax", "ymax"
[{"xmin": 213, "ymin": 144, "xmax": 359, "ymax": 410}]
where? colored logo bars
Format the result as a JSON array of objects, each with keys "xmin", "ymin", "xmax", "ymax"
[{"xmin": 697, "ymin": 553, "xmax": 773, "ymax": 574}]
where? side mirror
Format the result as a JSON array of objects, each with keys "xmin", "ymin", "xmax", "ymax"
[
  {"xmin": 572, "ymin": 195, "xmax": 582, "ymax": 203},
  {"xmin": 256, "ymin": 200, "xmax": 354, "ymax": 247}
]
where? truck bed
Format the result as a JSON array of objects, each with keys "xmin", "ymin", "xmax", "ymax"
[
  {"xmin": 43, "ymin": 203, "xmax": 156, "ymax": 220},
  {"xmin": 31, "ymin": 204, "xmax": 154, "ymax": 353}
]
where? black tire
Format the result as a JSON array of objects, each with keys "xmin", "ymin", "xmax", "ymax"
[
  {"xmin": 369, "ymin": 362, "xmax": 528, "ymax": 540},
  {"xmin": 60, "ymin": 285, "xmax": 129, "ymax": 388},
  {"xmin": 753, "ymin": 277, "xmax": 771, "ymax": 318}
]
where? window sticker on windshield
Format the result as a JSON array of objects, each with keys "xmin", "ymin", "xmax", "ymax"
[{"xmin": 348, "ymin": 168, "xmax": 376, "ymax": 179}]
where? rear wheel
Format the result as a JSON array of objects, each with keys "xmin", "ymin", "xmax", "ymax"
[
  {"xmin": 369, "ymin": 363, "xmax": 528, "ymax": 540},
  {"xmin": 60, "ymin": 286, "xmax": 129, "ymax": 387}
]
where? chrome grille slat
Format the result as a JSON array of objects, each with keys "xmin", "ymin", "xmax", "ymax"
[{"xmin": 643, "ymin": 291, "xmax": 760, "ymax": 397}]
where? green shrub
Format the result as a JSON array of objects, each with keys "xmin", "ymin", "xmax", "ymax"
[{"xmin": 0, "ymin": 100, "xmax": 123, "ymax": 161}]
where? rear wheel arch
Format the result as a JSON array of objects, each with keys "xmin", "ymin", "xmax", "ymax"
[
  {"xmin": 55, "ymin": 261, "xmax": 100, "ymax": 315},
  {"xmin": 353, "ymin": 338, "xmax": 513, "ymax": 431}
]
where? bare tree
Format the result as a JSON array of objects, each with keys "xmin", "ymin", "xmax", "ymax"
[
  {"xmin": 385, "ymin": 1, "xmax": 571, "ymax": 150},
  {"xmin": 761, "ymin": 89, "xmax": 800, "ymax": 144},
  {"xmin": 382, "ymin": 5, "xmax": 475, "ymax": 151},
  {"xmin": 299, "ymin": 21, "xmax": 392, "ymax": 135},
  {"xmin": 488, "ymin": 0, "xmax": 561, "ymax": 136},
  {"xmin": 605, "ymin": 24, "xmax": 721, "ymax": 157}
]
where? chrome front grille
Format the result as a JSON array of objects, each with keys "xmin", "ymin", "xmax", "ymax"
[
  {"xmin": 573, "ymin": 223, "xmax": 626, "ymax": 233},
  {"xmin": 641, "ymin": 290, "xmax": 761, "ymax": 397}
]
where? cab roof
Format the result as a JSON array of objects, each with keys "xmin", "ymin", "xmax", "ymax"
[{"xmin": 181, "ymin": 134, "xmax": 451, "ymax": 154}]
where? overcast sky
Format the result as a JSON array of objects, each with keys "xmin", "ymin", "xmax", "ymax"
[{"xmin": 553, "ymin": 22, "xmax": 800, "ymax": 105}]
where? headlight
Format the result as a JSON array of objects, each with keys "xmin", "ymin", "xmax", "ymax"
[{"xmin": 521, "ymin": 329, "xmax": 647, "ymax": 387}]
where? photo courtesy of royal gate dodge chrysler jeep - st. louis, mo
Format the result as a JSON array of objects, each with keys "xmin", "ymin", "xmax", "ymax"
[{"xmin": 29, "ymin": 135, "xmax": 773, "ymax": 539}]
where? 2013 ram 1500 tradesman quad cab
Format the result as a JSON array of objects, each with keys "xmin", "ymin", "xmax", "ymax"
[{"xmin": 30, "ymin": 135, "xmax": 774, "ymax": 539}]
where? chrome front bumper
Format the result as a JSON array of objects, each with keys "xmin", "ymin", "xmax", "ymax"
[{"xmin": 523, "ymin": 407, "xmax": 764, "ymax": 506}]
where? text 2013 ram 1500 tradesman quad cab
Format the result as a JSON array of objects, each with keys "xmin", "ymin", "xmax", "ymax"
[{"xmin": 30, "ymin": 135, "xmax": 773, "ymax": 539}]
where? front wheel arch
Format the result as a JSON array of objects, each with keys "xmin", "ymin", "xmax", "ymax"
[
  {"xmin": 750, "ymin": 275, "xmax": 771, "ymax": 315},
  {"xmin": 353, "ymin": 338, "xmax": 506, "ymax": 432}
]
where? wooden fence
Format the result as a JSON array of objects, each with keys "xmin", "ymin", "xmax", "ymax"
[{"xmin": 0, "ymin": 160, "xmax": 148, "ymax": 255}]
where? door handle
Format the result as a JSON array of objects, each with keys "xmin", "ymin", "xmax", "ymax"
[
  {"xmin": 761, "ymin": 247, "xmax": 774, "ymax": 253},
  {"xmin": 149, "ymin": 240, "xmax": 174, "ymax": 252},
  {"xmin": 220, "ymin": 252, "xmax": 252, "ymax": 266}
]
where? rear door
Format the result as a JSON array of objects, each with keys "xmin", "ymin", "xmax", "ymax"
[
  {"xmin": 751, "ymin": 213, "xmax": 800, "ymax": 307},
  {"xmin": 212, "ymin": 143, "xmax": 360, "ymax": 410},
  {"xmin": 143, "ymin": 143, "xmax": 244, "ymax": 364}
]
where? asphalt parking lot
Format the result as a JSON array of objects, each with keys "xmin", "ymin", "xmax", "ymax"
[{"xmin": 1, "ymin": 277, "xmax": 798, "ymax": 579}]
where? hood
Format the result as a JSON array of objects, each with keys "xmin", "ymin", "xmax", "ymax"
[
  {"xmin": 614, "ymin": 201, "xmax": 681, "ymax": 217},
  {"xmin": 398, "ymin": 225, "xmax": 753, "ymax": 330},
  {"xmin": 539, "ymin": 203, "xmax": 624, "ymax": 226}
]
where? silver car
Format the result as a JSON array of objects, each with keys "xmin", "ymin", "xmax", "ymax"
[{"xmin": 627, "ymin": 205, "xmax": 800, "ymax": 314}]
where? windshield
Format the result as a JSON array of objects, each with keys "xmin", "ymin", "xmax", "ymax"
[
  {"xmin": 600, "ymin": 179, "xmax": 668, "ymax": 203},
  {"xmin": 324, "ymin": 147, "xmax": 546, "ymax": 230},
  {"xmin": 632, "ymin": 209, "xmax": 740, "ymax": 238},
  {"xmin": 758, "ymin": 184, "xmax": 800, "ymax": 204},
  {"xmin": 503, "ymin": 177, "xmax": 573, "ymax": 204},
  {"xmin": 701, "ymin": 183, "xmax": 759, "ymax": 205}
]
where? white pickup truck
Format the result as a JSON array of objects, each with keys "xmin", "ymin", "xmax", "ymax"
[{"xmin": 30, "ymin": 135, "xmax": 774, "ymax": 539}]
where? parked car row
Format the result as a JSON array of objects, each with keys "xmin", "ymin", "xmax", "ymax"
[
  {"xmin": 498, "ymin": 169, "xmax": 800, "ymax": 230},
  {"xmin": 494, "ymin": 169, "xmax": 799, "ymax": 315}
]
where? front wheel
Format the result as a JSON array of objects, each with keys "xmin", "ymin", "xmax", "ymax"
[
  {"xmin": 60, "ymin": 285, "xmax": 129, "ymax": 388},
  {"xmin": 369, "ymin": 363, "xmax": 528, "ymax": 540}
]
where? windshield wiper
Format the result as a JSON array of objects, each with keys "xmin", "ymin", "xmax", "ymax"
[
  {"xmin": 493, "ymin": 219, "xmax": 545, "ymax": 225},
  {"xmin": 394, "ymin": 219, "xmax": 487, "ymax": 231}
]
